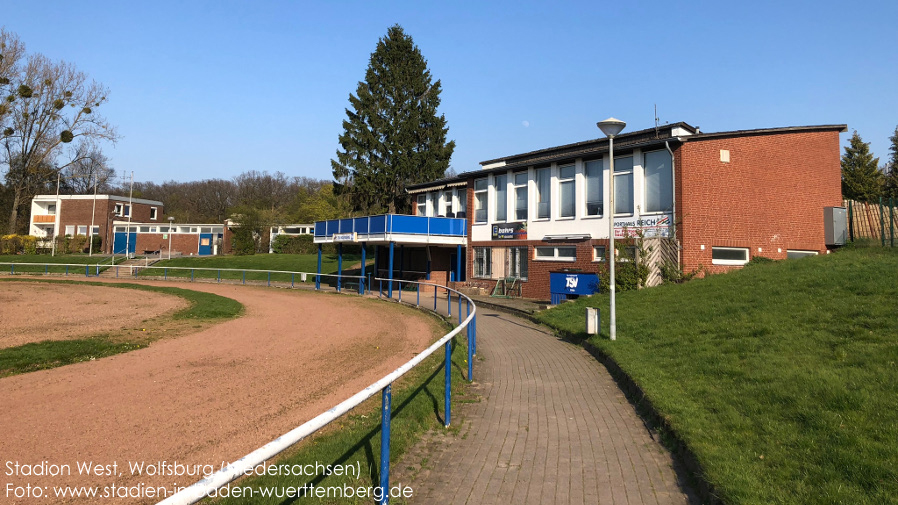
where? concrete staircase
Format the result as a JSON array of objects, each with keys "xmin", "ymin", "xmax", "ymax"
[{"xmin": 97, "ymin": 257, "xmax": 161, "ymax": 278}]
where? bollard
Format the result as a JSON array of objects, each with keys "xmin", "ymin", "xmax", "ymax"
[{"xmin": 379, "ymin": 384, "xmax": 392, "ymax": 505}]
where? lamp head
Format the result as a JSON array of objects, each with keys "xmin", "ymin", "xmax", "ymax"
[{"xmin": 597, "ymin": 117, "xmax": 626, "ymax": 138}]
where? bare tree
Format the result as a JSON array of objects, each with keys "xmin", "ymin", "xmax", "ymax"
[
  {"xmin": 59, "ymin": 143, "xmax": 116, "ymax": 194},
  {"xmin": 1, "ymin": 51, "xmax": 118, "ymax": 233},
  {"xmin": 0, "ymin": 29, "xmax": 26, "ymax": 129}
]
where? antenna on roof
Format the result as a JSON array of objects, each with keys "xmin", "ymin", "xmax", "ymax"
[{"xmin": 654, "ymin": 104, "xmax": 660, "ymax": 138}]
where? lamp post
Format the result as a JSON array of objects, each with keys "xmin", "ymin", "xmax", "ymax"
[
  {"xmin": 168, "ymin": 216, "xmax": 175, "ymax": 259},
  {"xmin": 597, "ymin": 117, "xmax": 626, "ymax": 341}
]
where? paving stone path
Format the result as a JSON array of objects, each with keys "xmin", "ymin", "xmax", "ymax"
[{"xmin": 397, "ymin": 304, "xmax": 694, "ymax": 505}]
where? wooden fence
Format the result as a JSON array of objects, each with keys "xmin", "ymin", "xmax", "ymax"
[{"xmin": 845, "ymin": 199, "xmax": 896, "ymax": 245}]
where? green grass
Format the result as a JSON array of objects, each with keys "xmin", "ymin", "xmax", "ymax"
[
  {"xmin": 535, "ymin": 245, "xmax": 898, "ymax": 504},
  {"xmin": 0, "ymin": 254, "xmax": 126, "ymax": 274},
  {"xmin": 139, "ymin": 253, "xmax": 363, "ymax": 284},
  {"xmin": 212, "ymin": 306, "xmax": 472, "ymax": 505},
  {"xmin": 0, "ymin": 279, "xmax": 244, "ymax": 376}
]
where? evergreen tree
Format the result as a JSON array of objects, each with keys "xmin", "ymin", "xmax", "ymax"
[
  {"xmin": 332, "ymin": 25, "xmax": 455, "ymax": 215},
  {"xmin": 884, "ymin": 125, "xmax": 898, "ymax": 199},
  {"xmin": 841, "ymin": 131, "xmax": 882, "ymax": 202}
]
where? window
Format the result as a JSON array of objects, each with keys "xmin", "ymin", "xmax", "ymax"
[
  {"xmin": 787, "ymin": 250, "xmax": 818, "ymax": 259},
  {"xmin": 48, "ymin": 204, "xmax": 57, "ymax": 215},
  {"xmin": 614, "ymin": 156, "xmax": 634, "ymax": 215},
  {"xmin": 474, "ymin": 247, "xmax": 492, "ymax": 277},
  {"xmin": 474, "ymin": 178, "xmax": 488, "ymax": 223},
  {"xmin": 91, "ymin": 226, "xmax": 99, "ymax": 235},
  {"xmin": 507, "ymin": 247, "xmax": 528, "ymax": 280},
  {"xmin": 558, "ymin": 164, "xmax": 576, "ymax": 218},
  {"xmin": 123, "ymin": 204, "xmax": 131, "ymax": 217},
  {"xmin": 644, "ymin": 150, "xmax": 673, "ymax": 213},
  {"xmin": 443, "ymin": 190, "xmax": 454, "ymax": 217},
  {"xmin": 712, "ymin": 247, "xmax": 749, "ymax": 266},
  {"xmin": 534, "ymin": 246, "xmax": 576, "ymax": 261},
  {"xmin": 65, "ymin": 225, "xmax": 75, "ymax": 236},
  {"xmin": 160, "ymin": 227, "xmax": 169, "ymax": 233},
  {"xmin": 593, "ymin": 246, "xmax": 606, "ymax": 262},
  {"xmin": 535, "ymin": 167, "xmax": 551, "ymax": 219},
  {"xmin": 201, "ymin": 227, "xmax": 212, "ymax": 233},
  {"xmin": 114, "ymin": 226, "xmax": 125, "ymax": 232},
  {"xmin": 114, "ymin": 203, "xmax": 123, "ymax": 216},
  {"xmin": 455, "ymin": 188, "xmax": 466, "ymax": 218},
  {"xmin": 150, "ymin": 207, "xmax": 158, "ymax": 220},
  {"xmin": 77, "ymin": 225, "xmax": 87, "ymax": 235},
  {"xmin": 619, "ymin": 246, "xmax": 637, "ymax": 262},
  {"xmin": 494, "ymin": 174, "xmax": 507, "ymax": 222},
  {"xmin": 585, "ymin": 159, "xmax": 603, "ymax": 216},
  {"xmin": 150, "ymin": 227, "xmax": 157, "ymax": 233},
  {"xmin": 139, "ymin": 226, "xmax": 150, "ymax": 232},
  {"xmin": 416, "ymin": 194, "xmax": 426, "ymax": 216},
  {"xmin": 513, "ymin": 172, "xmax": 528, "ymax": 221}
]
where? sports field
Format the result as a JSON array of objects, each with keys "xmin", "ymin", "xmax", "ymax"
[{"xmin": 0, "ymin": 279, "xmax": 443, "ymax": 503}]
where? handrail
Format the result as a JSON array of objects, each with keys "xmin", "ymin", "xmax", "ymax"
[{"xmin": 1, "ymin": 260, "xmax": 476, "ymax": 505}]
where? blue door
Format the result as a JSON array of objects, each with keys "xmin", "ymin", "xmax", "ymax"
[
  {"xmin": 113, "ymin": 232, "xmax": 136, "ymax": 255},
  {"xmin": 198, "ymin": 233, "xmax": 213, "ymax": 255}
]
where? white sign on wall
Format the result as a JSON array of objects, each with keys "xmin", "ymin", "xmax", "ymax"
[
  {"xmin": 333, "ymin": 232, "xmax": 357, "ymax": 242},
  {"xmin": 613, "ymin": 213, "xmax": 673, "ymax": 238}
]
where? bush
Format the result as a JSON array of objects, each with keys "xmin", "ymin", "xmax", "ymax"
[
  {"xmin": 0, "ymin": 234, "xmax": 38, "ymax": 255},
  {"xmin": 272, "ymin": 234, "xmax": 316, "ymax": 254},
  {"xmin": 231, "ymin": 228, "xmax": 256, "ymax": 256}
]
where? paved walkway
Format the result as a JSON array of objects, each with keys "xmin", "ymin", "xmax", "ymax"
[{"xmin": 397, "ymin": 303, "xmax": 694, "ymax": 505}]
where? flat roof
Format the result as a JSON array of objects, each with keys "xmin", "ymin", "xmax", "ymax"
[{"xmin": 33, "ymin": 194, "xmax": 164, "ymax": 206}]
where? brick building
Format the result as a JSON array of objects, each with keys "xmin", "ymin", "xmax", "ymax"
[
  {"xmin": 29, "ymin": 194, "xmax": 227, "ymax": 256},
  {"xmin": 315, "ymin": 122, "xmax": 846, "ymax": 301}
]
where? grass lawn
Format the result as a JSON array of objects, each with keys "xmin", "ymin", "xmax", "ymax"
[
  {"xmin": 536, "ymin": 244, "xmax": 898, "ymax": 504},
  {"xmin": 212, "ymin": 310, "xmax": 472, "ymax": 505},
  {"xmin": 140, "ymin": 253, "xmax": 364, "ymax": 284},
  {"xmin": 0, "ymin": 279, "xmax": 243, "ymax": 377},
  {"xmin": 0, "ymin": 254, "xmax": 126, "ymax": 274}
]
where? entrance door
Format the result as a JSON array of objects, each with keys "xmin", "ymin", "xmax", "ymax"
[
  {"xmin": 449, "ymin": 251, "xmax": 467, "ymax": 282},
  {"xmin": 113, "ymin": 232, "xmax": 136, "ymax": 255},
  {"xmin": 198, "ymin": 233, "xmax": 213, "ymax": 255}
]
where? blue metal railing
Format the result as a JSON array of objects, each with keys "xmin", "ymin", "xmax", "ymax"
[{"xmin": 314, "ymin": 214, "xmax": 467, "ymax": 239}]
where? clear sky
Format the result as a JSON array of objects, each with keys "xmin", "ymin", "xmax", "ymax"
[{"xmin": 3, "ymin": 0, "xmax": 896, "ymax": 184}]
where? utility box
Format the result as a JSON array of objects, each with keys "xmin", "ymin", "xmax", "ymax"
[
  {"xmin": 586, "ymin": 307, "xmax": 601, "ymax": 335},
  {"xmin": 824, "ymin": 206, "xmax": 847, "ymax": 246}
]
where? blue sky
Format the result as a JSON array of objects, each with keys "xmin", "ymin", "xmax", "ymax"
[{"xmin": 3, "ymin": 0, "xmax": 896, "ymax": 184}]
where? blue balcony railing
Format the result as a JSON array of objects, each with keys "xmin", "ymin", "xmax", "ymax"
[{"xmin": 314, "ymin": 214, "xmax": 466, "ymax": 239}]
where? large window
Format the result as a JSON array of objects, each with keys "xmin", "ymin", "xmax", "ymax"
[
  {"xmin": 474, "ymin": 247, "xmax": 492, "ymax": 277},
  {"xmin": 508, "ymin": 247, "xmax": 528, "ymax": 280},
  {"xmin": 495, "ymin": 173, "xmax": 507, "ymax": 222},
  {"xmin": 150, "ymin": 207, "xmax": 158, "ymax": 220},
  {"xmin": 456, "ymin": 187, "xmax": 466, "ymax": 218},
  {"xmin": 534, "ymin": 246, "xmax": 577, "ymax": 261},
  {"xmin": 513, "ymin": 172, "xmax": 528, "ymax": 221},
  {"xmin": 416, "ymin": 194, "xmax": 426, "ymax": 216},
  {"xmin": 712, "ymin": 247, "xmax": 749, "ymax": 266},
  {"xmin": 443, "ymin": 190, "xmax": 454, "ymax": 217},
  {"xmin": 644, "ymin": 150, "xmax": 673, "ymax": 213},
  {"xmin": 613, "ymin": 156, "xmax": 634, "ymax": 215},
  {"xmin": 535, "ymin": 167, "xmax": 551, "ymax": 219},
  {"xmin": 474, "ymin": 178, "xmax": 488, "ymax": 223},
  {"xmin": 585, "ymin": 159, "xmax": 603, "ymax": 216},
  {"xmin": 77, "ymin": 225, "xmax": 87, "ymax": 235},
  {"xmin": 558, "ymin": 164, "xmax": 576, "ymax": 218}
]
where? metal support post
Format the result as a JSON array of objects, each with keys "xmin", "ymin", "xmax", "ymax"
[
  {"xmin": 444, "ymin": 340, "xmax": 452, "ymax": 427},
  {"xmin": 379, "ymin": 384, "xmax": 392, "ymax": 505}
]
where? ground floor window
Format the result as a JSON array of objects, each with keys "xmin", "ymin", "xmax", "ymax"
[
  {"xmin": 507, "ymin": 247, "xmax": 528, "ymax": 280},
  {"xmin": 712, "ymin": 246, "xmax": 749, "ymax": 265},
  {"xmin": 474, "ymin": 247, "xmax": 492, "ymax": 278},
  {"xmin": 534, "ymin": 246, "xmax": 577, "ymax": 261},
  {"xmin": 593, "ymin": 246, "xmax": 606, "ymax": 262},
  {"xmin": 787, "ymin": 250, "xmax": 818, "ymax": 259}
]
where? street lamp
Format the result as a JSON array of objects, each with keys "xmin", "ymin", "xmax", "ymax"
[
  {"xmin": 168, "ymin": 216, "xmax": 175, "ymax": 259},
  {"xmin": 597, "ymin": 117, "xmax": 626, "ymax": 341}
]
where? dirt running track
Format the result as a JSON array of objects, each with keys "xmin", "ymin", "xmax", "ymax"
[{"xmin": 0, "ymin": 280, "xmax": 438, "ymax": 503}]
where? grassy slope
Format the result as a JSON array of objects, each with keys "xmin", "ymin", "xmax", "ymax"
[
  {"xmin": 0, "ymin": 280, "xmax": 243, "ymax": 376},
  {"xmin": 536, "ymin": 246, "xmax": 898, "ymax": 504}
]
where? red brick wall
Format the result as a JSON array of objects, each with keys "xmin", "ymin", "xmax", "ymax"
[
  {"xmin": 676, "ymin": 131, "xmax": 842, "ymax": 273},
  {"xmin": 134, "ymin": 233, "xmax": 200, "ymax": 256},
  {"xmin": 56, "ymin": 199, "xmax": 162, "ymax": 253}
]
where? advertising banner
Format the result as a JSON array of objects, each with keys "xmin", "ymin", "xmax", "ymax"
[{"xmin": 491, "ymin": 223, "xmax": 527, "ymax": 240}]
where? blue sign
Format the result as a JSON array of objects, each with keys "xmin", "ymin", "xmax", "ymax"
[{"xmin": 549, "ymin": 272, "xmax": 600, "ymax": 296}]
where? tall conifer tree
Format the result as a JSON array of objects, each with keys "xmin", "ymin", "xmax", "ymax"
[
  {"xmin": 884, "ymin": 125, "xmax": 898, "ymax": 198},
  {"xmin": 332, "ymin": 25, "xmax": 455, "ymax": 214},
  {"xmin": 841, "ymin": 131, "xmax": 882, "ymax": 202}
]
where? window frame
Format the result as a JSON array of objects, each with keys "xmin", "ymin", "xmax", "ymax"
[
  {"xmin": 584, "ymin": 159, "xmax": 603, "ymax": 217},
  {"xmin": 473, "ymin": 246, "xmax": 492, "ymax": 278},
  {"xmin": 787, "ymin": 250, "xmax": 819, "ymax": 259},
  {"xmin": 474, "ymin": 178, "xmax": 488, "ymax": 223},
  {"xmin": 643, "ymin": 149, "xmax": 673, "ymax": 214},
  {"xmin": 534, "ymin": 246, "xmax": 577, "ymax": 262},
  {"xmin": 592, "ymin": 245, "xmax": 607, "ymax": 262},
  {"xmin": 507, "ymin": 246, "xmax": 529, "ymax": 280},
  {"xmin": 150, "ymin": 207, "xmax": 158, "ymax": 220},
  {"xmin": 443, "ymin": 189, "xmax": 454, "ymax": 217},
  {"xmin": 455, "ymin": 187, "xmax": 467, "ymax": 217},
  {"xmin": 494, "ymin": 173, "xmax": 508, "ymax": 222},
  {"xmin": 535, "ymin": 167, "xmax": 551, "ymax": 220},
  {"xmin": 613, "ymin": 155, "xmax": 634, "ymax": 216},
  {"xmin": 513, "ymin": 171, "xmax": 528, "ymax": 222},
  {"xmin": 558, "ymin": 164, "xmax": 576, "ymax": 218},
  {"xmin": 711, "ymin": 246, "xmax": 750, "ymax": 266},
  {"xmin": 416, "ymin": 194, "xmax": 426, "ymax": 216}
]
